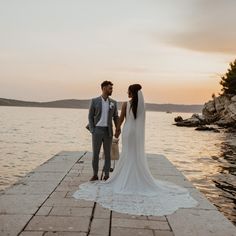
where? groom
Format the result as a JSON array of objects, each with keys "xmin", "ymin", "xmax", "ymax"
[{"xmin": 88, "ymin": 81, "xmax": 119, "ymax": 181}]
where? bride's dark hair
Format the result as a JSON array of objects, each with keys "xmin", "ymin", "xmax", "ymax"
[{"xmin": 128, "ymin": 84, "xmax": 142, "ymax": 119}]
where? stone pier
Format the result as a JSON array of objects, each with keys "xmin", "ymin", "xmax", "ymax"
[{"xmin": 0, "ymin": 151, "xmax": 236, "ymax": 236}]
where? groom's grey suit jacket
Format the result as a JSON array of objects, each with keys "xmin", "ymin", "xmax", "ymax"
[{"xmin": 87, "ymin": 96, "xmax": 119, "ymax": 137}]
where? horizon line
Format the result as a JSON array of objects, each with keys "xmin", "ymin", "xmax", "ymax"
[{"xmin": 0, "ymin": 97, "xmax": 205, "ymax": 106}]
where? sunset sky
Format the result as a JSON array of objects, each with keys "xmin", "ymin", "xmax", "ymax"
[{"xmin": 0, "ymin": 0, "xmax": 236, "ymax": 104}]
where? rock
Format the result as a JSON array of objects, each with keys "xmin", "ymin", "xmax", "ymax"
[
  {"xmin": 202, "ymin": 95, "xmax": 236, "ymax": 128},
  {"xmin": 214, "ymin": 96, "xmax": 226, "ymax": 113},
  {"xmin": 227, "ymin": 103, "xmax": 236, "ymax": 121},
  {"xmin": 215, "ymin": 119, "xmax": 236, "ymax": 128},
  {"xmin": 174, "ymin": 116, "xmax": 183, "ymax": 122},
  {"xmin": 225, "ymin": 127, "xmax": 236, "ymax": 132},
  {"xmin": 174, "ymin": 94, "xmax": 236, "ymax": 130},
  {"xmin": 174, "ymin": 122, "xmax": 199, "ymax": 127},
  {"xmin": 195, "ymin": 125, "xmax": 220, "ymax": 132},
  {"xmin": 191, "ymin": 113, "xmax": 200, "ymax": 119},
  {"xmin": 231, "ymin": 95, "xmax": 236, "ymax": 102},
  {"xmin": 174, "ymin": 114, "xmax": 206, "ymax": 127},
  {"xmin": 191, "ymin": 113, "xmax": 206, "ymax": 121},
  {"xmin": 202, "ymin": 100, "xmax": 216, "ymax": 116}
]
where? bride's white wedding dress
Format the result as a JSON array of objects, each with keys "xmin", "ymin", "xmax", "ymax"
[{"xmin": 73, "ymin": 91, "xmax": 198, "ymax": 216}]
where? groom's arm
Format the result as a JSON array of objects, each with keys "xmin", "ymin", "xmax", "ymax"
[{"xmin": 88, "ymin": 99, "xmax": 95, "ymax": 133}]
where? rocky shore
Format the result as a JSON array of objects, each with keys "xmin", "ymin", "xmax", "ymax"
[{"xmin": 174, "ymin": 94, "xmax": 236, "ymax": 132}]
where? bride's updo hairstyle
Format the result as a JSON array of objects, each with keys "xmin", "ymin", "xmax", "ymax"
[{"xmin": 128, "ymin": 84, "xmax": 142, "ymax": 119}]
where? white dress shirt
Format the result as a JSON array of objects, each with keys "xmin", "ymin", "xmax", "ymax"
[{"xmin": 96, "ymin": 96, "xmax": 109, "ymax": 127}]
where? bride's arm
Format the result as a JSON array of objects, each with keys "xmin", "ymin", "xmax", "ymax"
[{"xmin": 114, "ymin": 102, "xmax": 127, "ymax": 138}]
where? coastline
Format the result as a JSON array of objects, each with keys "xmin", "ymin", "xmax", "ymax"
[{"xmin": 0, "ymin": 97, "xmax": 203, "ymax": 113}]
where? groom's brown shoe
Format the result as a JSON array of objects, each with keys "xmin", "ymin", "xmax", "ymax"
[
  {"xmin": 90, "ymin": 175, "xmax": 98, "ymax": 181},
  {"xmin": 103, "ymin": 175, "xmax": 109, "ymax": 181}
]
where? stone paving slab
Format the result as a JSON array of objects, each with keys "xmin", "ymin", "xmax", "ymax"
[
  {"xmin": 49, "ymin": 206, "xmax": 93, "ymax": 217},
  {"xmin": 90, "ymin": 217, "xmax": 110, "ymax": 235},
  {"xmin": 0, "ymin": 194, "xmax": 48, "ymax": 214},
  {"xmin": 3, "ymin": 180, "xmax": 60, "ymax": 195},
  {"xmin": 44, "ymin": 233, "xmax": 86, "ymax": 236},
  {"xmin": 25, "ymin": 215, "xmax": 90, "ymax": 232},
  {"xmin": 43, "ymin": 197, "xmax": 94, "ymax": 207},
  {"xmin": 94, "ymin": 204, "xmax": 111, "ymax": 219},
  {"xmin": 20, "ymin": 232, "xmax": 87, "ymax": 236},
  {"xmin": 22, "ymin": 172, "xmax": 67, "ymax": 182},
  {"xmin": 111, "ymin": 218, "xmax": 170, "ymax": 230},
  {"xmin": 167, "ymin": 208, "xmax": 236, "ymax": 236},
  {"xmin": 0, "ymin": 215, "xmax": 32, "ymax": 236},
  {"xmin": 36, "ymin": 206, "xmax": 52, "ymax": 216},
  {"xmin": 112, "ymin": 211, "xmax": 148, "ymax": 220},
  {"xmin": 111, "ymin": 227, "xmax": 154, "ymax": 236},
  {"xmin": 1, "ymin": 151, "xmax": 236, "ymax": 236},
  {"xmin": 19, "ymin": 232, "xmax": 44, "ymax": 236}
]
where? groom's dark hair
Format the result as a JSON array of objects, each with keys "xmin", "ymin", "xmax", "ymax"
[{"xmin": 101, "ymin": 80, "xmax": 113, "ymax": 89}]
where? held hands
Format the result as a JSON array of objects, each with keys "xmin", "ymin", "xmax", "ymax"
[{"xmin": 114, "ymin": 128, "xmax": 121, "ymax": 138}]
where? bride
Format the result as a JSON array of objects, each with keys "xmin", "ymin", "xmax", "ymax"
[{"xmin": 73, "ymin": 84, "xmax": 198, "ymax": 216}]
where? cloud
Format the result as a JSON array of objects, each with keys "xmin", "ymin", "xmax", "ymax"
[{"xmin": 157, "ymin": 0, "xmax": 236, "ymax": 54}]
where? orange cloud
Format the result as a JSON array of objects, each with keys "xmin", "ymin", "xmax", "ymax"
[{"xmin": 157, "ymin": 0, "xmax": 236, "ymax": 54}]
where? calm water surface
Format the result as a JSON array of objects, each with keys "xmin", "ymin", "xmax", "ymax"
[{"xmin": 0, "ymin": 106, "xmax": 236, "ymax": 224}]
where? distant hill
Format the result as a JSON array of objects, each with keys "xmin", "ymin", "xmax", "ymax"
[
  {"xmin": 145, "ymin": 103, "xmax": 203, "ymax": 113},
  {"xmin": 0, "ymin": 98, "xmax": 90, "ymax": 109},
  {"xmin": 0, "ymin": 97, "xmax": 203, "ymax": 113}
]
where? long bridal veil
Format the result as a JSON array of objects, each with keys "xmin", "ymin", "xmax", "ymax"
[{"xmin": 73, "ymin": 90, "xmax": 198, "ymax": 216}]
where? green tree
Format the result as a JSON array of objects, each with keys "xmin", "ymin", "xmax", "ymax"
[{"xmin": 220, "ymin": 59, "xmax": 236, "ymax": 96}]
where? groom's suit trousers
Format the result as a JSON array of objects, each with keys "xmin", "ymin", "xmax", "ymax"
[{"xmin": 92, "ymin": 126, "xmax": 112, "ymax": 177}]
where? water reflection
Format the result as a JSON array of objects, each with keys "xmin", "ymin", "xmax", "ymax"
[{"xmin": 209, "ymin": 134, "xmax": 236, "ymax": 224}]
